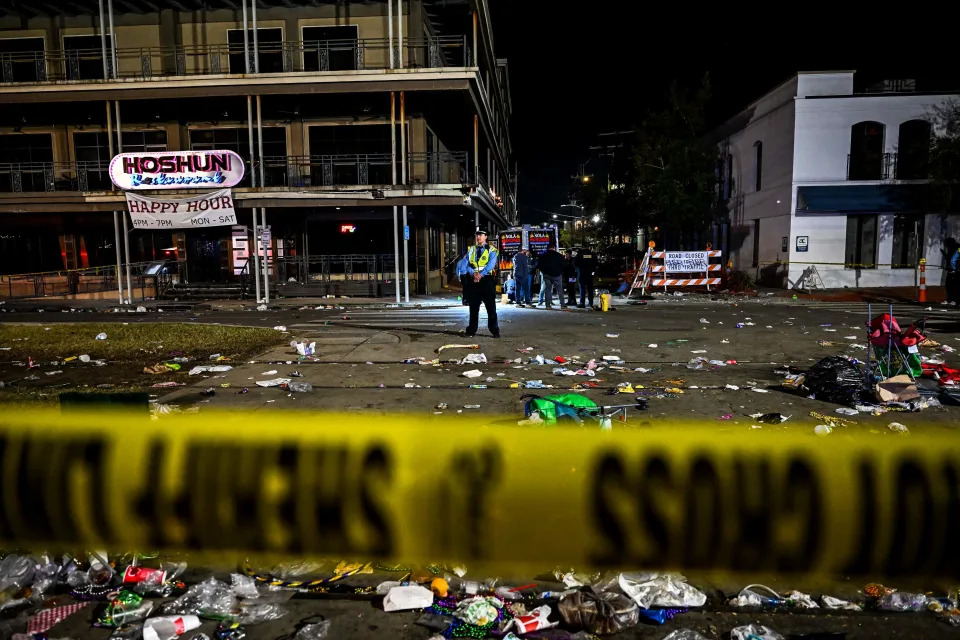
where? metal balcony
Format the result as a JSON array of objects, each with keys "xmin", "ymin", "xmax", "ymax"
[
  {"xmin": 0, "ymin": 151, "xmax": 470, "ymax": 193},
  {"xmin": 846, "ymin": 152, "xmax": 896, "ymax": 181},
  {"xmin": 260, "ymin": 151, "xmax": 469, "ymax": 188},
  {"xmin": 0, "ymin": 36, "xmax": 469, "ymax": 83}
]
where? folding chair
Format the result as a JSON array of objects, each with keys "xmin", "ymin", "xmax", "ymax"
[{"xmin": 866, "ymin": 304, "xmax": 925, "ymax": 382}]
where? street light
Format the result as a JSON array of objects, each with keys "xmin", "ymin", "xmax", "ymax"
[{"xmin": 592, "ymin": 214, "xmax": 601, "ymax": 223}]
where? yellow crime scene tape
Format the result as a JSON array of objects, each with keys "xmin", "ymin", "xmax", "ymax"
[{"xmin": 1, "ymin": 409, "xmax": 958, "ymax": 580}]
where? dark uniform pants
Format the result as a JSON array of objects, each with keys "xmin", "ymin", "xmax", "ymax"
[
  {"xmin": 467, "ymin": 275, "xmax": 499, "ymax": 335},
  {"xmin": 460, "ymin": 275, "xmax": 471, "ymax": 306},
  {"xmin": 579, "ymin": 274, "xmax": 595, "ymax": 307},
  {"xmin": 566, "ymin": 279, "xmax": 578, "ymax": 306}
]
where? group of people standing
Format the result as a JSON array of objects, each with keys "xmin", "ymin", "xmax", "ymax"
[
  {"xmin": 509, "ymin": 244, "xmax": 598, "ymax": 310},
  {"xmin": 456, "ymin": 228, "xmax": 601, "ymax": 338}
]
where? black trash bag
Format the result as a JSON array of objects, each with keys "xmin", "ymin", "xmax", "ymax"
[
  {"xmin": 800, "ymin": 356, "xmax": 866, "ymax": 406},
  {"xmin": 558, "ymin": 586, "xmax": 639, "ymax": 635}
]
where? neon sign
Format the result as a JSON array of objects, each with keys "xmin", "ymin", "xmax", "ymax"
[
  {"xmin": 341, "ymin": 224, "xmax": 357, "ymax": 233},
  {"xmin": 109, "ymin": 150, "xmax": 245, "ymax": 190}
]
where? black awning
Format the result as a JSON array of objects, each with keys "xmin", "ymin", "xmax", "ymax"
[{"xmin": 796, "ymin": 184, "xmax": 929, "ymax": 215}]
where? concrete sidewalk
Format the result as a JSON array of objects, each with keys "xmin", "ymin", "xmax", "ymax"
[{"xmin": 0, "ymin": 290, "xmax": 467, "ymax": 313}]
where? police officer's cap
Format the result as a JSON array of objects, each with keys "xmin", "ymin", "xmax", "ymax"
[{"xmin": 475, "ymin": 228, "xmax": 489, "ymax": 235}]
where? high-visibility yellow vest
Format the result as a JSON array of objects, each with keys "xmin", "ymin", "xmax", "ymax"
[{"xmin": 468, "ymin": 245, "xmax": 492, "ymax": 270}]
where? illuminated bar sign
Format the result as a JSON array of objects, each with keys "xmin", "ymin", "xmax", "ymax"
[{"xmin": 109, "ymin": 150, "xmax": 245, "ymax": 190}]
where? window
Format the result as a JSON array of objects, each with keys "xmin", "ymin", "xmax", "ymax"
[
  {"xmin": 845, "ymin": 215, "xmax": 878, "ymax": 268},
  {"xmin": 0, "ymin": 37, "xmax": 45, "ymax": 82},
  {"xmin": 227, "ymin": 28, "xmax": 283, "ymax": 74},
  {"xmin": 753, "ymin": 141, "xmax": 762, "ymax": 191},
  {"xmin": 63, "ymin": 34, "xmax": 112, "ymax": 80},
  {"xmin": 752, "ymin": 219, "xmax": 760, "ymax": 267},
  {"xmin": 0, "ymin": 133, "xmax": 54, "ymax": 192},
  {"xmin": 429, "ymin": 227, "xmax": 440, "ymax": 267},
  {"xmin": 891, "ymin": 214, "xmax": 924, "ymax": 268},
  {"xmin": 308, "ymin": 125, "xmax": 392, "ymax": 185},
  {"xmin": 121, "ymin": 130, "xmax": 167, "ymax": 154},
  {"xmin": 190, "ymin": 127, "xmax": 286, "ymax": 186},
  {"xmin": 723, "ymin": 154, "xmax": 733, "ymax": 200},
  {"xmin": 896, "ymin": 120, "xmax": 931, "ymax": 180},
  {"xmin": 74, "ymin": 130, "xmax": 166, "ymax": 190},
  {"xmin": 302, "ymin": 26, "xmax": 358, "ymax": 72},
  {"xmin": 848, "ymin": 121, "xmax": 885, "ymax": 180},
  {"xmin": 73, "ymin": 132, "xmax": 112, "ymax": 190}
]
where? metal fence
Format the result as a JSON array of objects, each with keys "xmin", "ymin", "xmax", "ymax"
[
  {"xmin": 277, "ymin": 254, "xmax": 398, "ymax": 285},
  {"xmin": 0, "ymin": 161, "xmax": 110, "ymax": 193},
  {"xmin": 0, "ymin": 261, "xmax": 163, "ymax": 300},
  {"xmin": 0, "ymin": 36, "xmax": 468, "ymax": 83},
  {"xmin": 261, "ymin": 151, "xmax": 469, "ymax": 188}
]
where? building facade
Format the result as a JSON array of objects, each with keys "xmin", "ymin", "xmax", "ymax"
[
  {"xmin": 715, "ymin": 71, "xmax": 959, "ymax": 290},
  {"xmin": 0, "ymin": 0, "xmax": 514, "ymax": 299}
]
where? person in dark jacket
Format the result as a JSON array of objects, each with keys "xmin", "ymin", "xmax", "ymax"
[
  {"xmin": 563, "ymin": 250, "xmax": 579, "ymax": 307},
  {"xmin": 537, "ymin": 245, "xmax": 566, "ymax": 309},
  {"xmin": 945, "ymin": 237, "xmax": 960, "ymax": 305},
  {"xmin": 513, "ymin": 248, "xmax": 532, "ymax": 307},
  {"xmin": 574, "ymin": 246, "xmax": 599, "ymax": 309}
]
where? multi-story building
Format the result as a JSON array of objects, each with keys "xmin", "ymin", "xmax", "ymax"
[
  {"xmin": 714, "ymin": 71, "xmax": 959, "ymax": 291},
  {"xmin": 0, "ymin": 0, "xmax": 514, "ymax": 299}
]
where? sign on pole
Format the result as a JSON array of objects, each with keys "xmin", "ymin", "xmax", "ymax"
[
  {"xmin": 125, "ymin": 189, "xmax": 237, "ymax": 229},
  {"xmin": 663, "ymin": 251, "xmax": 708, "ymax": 273}
]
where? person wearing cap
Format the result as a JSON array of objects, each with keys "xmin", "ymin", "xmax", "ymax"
[{"xmin": 463, "ymin": 228, "xmax": 500, "ymax": 338}]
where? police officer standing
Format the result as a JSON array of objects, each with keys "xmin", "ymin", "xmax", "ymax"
[
  {"xmin": 463, "ymin": 228, "xmax": 500, "ymax": 338},
  {"xmin": 575, "ymin": 246, "xmax": 599, "ymax": 309}
]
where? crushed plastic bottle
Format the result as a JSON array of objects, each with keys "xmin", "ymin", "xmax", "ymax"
[
  {"xmin": 880, "ymin": 592, "xmax": 930, "ymax": 611},
  {"xmin": 285, "ymin": 381, "xmax": 313, "ymax": 393},
  {"xmin": 731, "ymin": 624, "xmax": 784, "ymax": 640},
  {"xmin": 293, "ymin": 621, "xmax": 331, "ymax": 639}
]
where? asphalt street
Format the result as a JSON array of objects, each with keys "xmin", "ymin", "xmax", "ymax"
[
  {"xmin": 3, "ymin": 295, "xmax": 960, "ymax": 638},
  {"xmin": 6, "ymin": 294, "xmax": 958, "ymax": 430}
]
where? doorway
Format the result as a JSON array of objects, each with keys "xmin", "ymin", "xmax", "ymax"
[
  {"xmin": 302, "ymin": 26, "xmax": 358, "ymax": 72},
  {"xmin": 186, "ymin": 231, "xmax": 227, "ymax": 282},
  {"xmin": 62, "ymin": 34, "xmax": 112, "ymax": 80}
]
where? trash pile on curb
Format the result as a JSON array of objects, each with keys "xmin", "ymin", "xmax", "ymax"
[{"xmin": 1, "ymin": 553, "xmax": 958, "ymax": 639}]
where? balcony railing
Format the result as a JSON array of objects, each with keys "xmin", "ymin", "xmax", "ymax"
[
  {"xmin": 847, "ymin": 152, "xmax": 896, "ymax": 181},
  {"xmin": 0, "ymin": 161, "xmax": 111, "ymax": 192},
  {"xmin": 0, "ymin": 36, "xmax": 468, "ymax": 83},
  {"xmin": 846, "ymin": 152, "xmax": 933, "ymax": 181},
  {"xmin": 0, "ymin": 151, "xmax": 470, "ymax": 193},
  {"xmin": 258, "ymin": 151, "xmax": 469, "ymax": 188}
]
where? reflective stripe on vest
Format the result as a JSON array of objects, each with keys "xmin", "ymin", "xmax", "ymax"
[{"xmin": 469, "ymin": 246, "xmax": 491, "ymax": 270}]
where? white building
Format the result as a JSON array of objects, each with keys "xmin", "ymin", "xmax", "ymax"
[{"xmin": 715, "ymin": 71, "xmax": 960, "ymax": 290}]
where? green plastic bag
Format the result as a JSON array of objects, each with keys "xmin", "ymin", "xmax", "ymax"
[{"xmin": 525, "ymin": 393, "xmax": 599, "ymax": 424}]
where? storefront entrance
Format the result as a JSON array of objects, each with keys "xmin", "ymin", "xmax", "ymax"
[{"xmin": 185, "ymin": 230, "xmax": 228, "ymax": 282}]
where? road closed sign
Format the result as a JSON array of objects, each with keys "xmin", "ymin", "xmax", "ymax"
[
  {"xmin": 126, "ymin": 189, "xmax": 237, "ymax": 229},
  {"xmin": 664, "ymin": 251, "xmax": 708, "ymax": 272}
]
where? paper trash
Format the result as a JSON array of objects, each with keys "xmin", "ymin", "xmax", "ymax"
[{"xmin": 383, "ymin": 585, "xmax": 434, "ymax": 612}]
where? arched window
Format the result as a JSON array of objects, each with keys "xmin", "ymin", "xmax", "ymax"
[
  {"xmin": 897, "ymin": 119, "xmax": 931, "ymax": 179},
  {"xmin": 848, "ymin": 121, "xmax": 886, "ymax": 180},
  {"xmin": 753, "ymin": 141, "xmax": 763, "ymax": 191},
  {"xmin": 721, "ymin": 153, "xmax": 733, "ymax": 200}
]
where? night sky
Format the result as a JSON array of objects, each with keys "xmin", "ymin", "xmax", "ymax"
[{"xmin": 487, "ymin": 4, "xmax": 948, "ymax": 223}]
